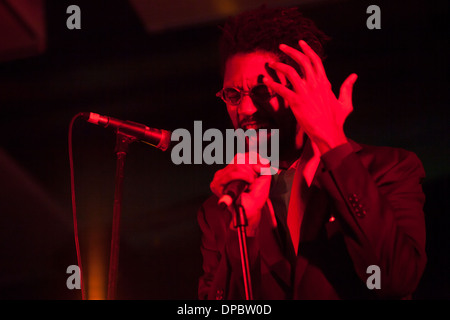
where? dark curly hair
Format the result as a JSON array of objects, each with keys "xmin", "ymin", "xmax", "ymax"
[{"xmin": 219, "ymin": 5, "xmax": 330, "ymax": 75}]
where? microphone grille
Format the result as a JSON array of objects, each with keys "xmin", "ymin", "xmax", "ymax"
[{"xmin": 157, "ymin": 129, "xmax": 171, "ymax": 151}]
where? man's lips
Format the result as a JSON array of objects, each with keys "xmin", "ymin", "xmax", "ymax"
[{"xmin": 240, "ymin": 120, "xmax": 272, "ymax": 131}]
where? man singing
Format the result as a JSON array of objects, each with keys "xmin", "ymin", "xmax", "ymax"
[{"xmin": 197, "ymin": 6, "xmax": 426, "ymax": 300}]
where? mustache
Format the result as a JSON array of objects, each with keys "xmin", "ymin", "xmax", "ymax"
[
  {"xmin": 238, "ymin": 109, "xmax": 275, "ymax": 128},
  {"xmin": 239, "ymin": 117, "xmax": 273, "ymax": 129}
]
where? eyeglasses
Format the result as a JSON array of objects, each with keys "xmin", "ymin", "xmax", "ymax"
[{"xmin": 216, "ymin": 84, "xmax": 276, "ymax": 106}]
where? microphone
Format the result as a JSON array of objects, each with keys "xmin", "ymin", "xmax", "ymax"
[
  {"xmin": 218, "ymin": 180, "xmax": 249, "ymax": 209},
  {"xmin": 81, "ymin": 112, "xmax": 171, "ymax": 151}
]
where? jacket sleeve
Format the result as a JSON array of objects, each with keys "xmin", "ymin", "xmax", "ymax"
[
  {"xmin": 197, "ymin": 202, "xmax": 222, "ymax": 300},
  {"xmin": 318, "ymin": 143, "xmax": 427, "ymax": 298}
]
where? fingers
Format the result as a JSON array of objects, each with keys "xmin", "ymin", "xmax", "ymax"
[
  {"xmin": 262, "ymin": 76, "xmax": 296, "ymax": 101},
  {"xmin": 210, "ymin": 151, "xmax": 267, "ymax": 197},
  {"xmin": 279, "ymin": 43, "xmax": 316, "ymax": 82},
  {"xmin": 264, "ymin": 41, "xmax": 328, "ymax": 94},
  {"xmin": 298, "ymin": 40, "xmax": 327, "ymax": 79},
  {"xmin": 277, "ymin": 41, "xmax": 330, "ymax": 85},
  {"xmin": 210, "ymin": 165, "xmax": 256, "ymax": 197},
  {"xmin": 267, "ymin": 61, "xmax": 304, "ymax": 93},
  {"xmin": 247, "ymin": 173, "xmax": 271, "ymax": 195}
]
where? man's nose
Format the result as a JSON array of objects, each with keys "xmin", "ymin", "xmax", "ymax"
[{"xmin": 238, "ymin": 95, "xmax": 258, "ymax": 117}]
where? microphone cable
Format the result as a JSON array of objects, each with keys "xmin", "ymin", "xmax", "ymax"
[{"xmin": 68, "ymin": 113, "xmax": 86, "ymax": 300}]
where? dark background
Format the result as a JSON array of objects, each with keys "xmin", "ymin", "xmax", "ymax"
[{"xmin": 0, "ymin": 0, "xmax": 448, "ymax": 299}]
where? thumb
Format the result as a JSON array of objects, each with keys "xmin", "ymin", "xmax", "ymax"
[
  {"xmin": 338, "ymin": 73, "xmax": 358, "ymax": 109},
  {"xmin": 248, "ymin": 174, "xmax": 271, "ymax": 197},
  {"xmin": 244, "ymin": 174, "xmax": 271, "ymax": 210}
]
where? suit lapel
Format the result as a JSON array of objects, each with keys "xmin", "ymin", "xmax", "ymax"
[
  {"xmin": 294, "ymin": 140, "xmax": 363, "ymax": 288},
  {"xmin": 256, "ymin": 140, "xmax": 363, "ymax": 294},
  {"xmin": 257, "ymin": 204, "xmax": 293, "ymax": 291},
  {"xmin": 293, "ymin": 162, "xmax": 329, "ymax": 287},
  {"xmin": 299, "ymin": 164, "xmax": 329, "ymax": 243},
  {"xmin": 269, "ymin": 168, "xmax": 297, "ymax": 261}
]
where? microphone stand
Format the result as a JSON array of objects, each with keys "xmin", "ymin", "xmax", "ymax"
[
  {"xmin": 232, "ymin": 199, "xmax": 253, "ymax": 300},
  {"xmin": 107, "ymin": 130, "xmax": 136, "ymax": 300}
]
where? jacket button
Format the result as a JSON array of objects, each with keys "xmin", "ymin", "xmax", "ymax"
[
  {"xmin": 216, "ymin": 289, "xmax": 224, "ymax": 300},
  {"xmin": 356, "ymin": 208, "xmax": 367, "ymax": 218}
]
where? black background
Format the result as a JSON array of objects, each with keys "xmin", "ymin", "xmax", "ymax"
[{"xmin": 0, "ymin": 0, "xmax": 448, "ymax": 299}]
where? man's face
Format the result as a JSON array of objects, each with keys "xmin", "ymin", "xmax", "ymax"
[{"xmin": 222, "ymin": 51, "xmax": 301, "ymax": 156}]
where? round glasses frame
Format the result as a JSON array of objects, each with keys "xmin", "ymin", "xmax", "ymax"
[{"xmin": 216, "ymin": 84, "xmax": 277, "ymax": 106}]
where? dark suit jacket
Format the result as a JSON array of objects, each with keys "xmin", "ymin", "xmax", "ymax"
[{"xmin": 197, "ymin": 140, "xmax": 427, "ymax": 299}]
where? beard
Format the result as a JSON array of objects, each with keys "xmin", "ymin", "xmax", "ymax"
[{"xmin": 238, "ymin": 109, "xmax": 300, "ymax": 158}]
